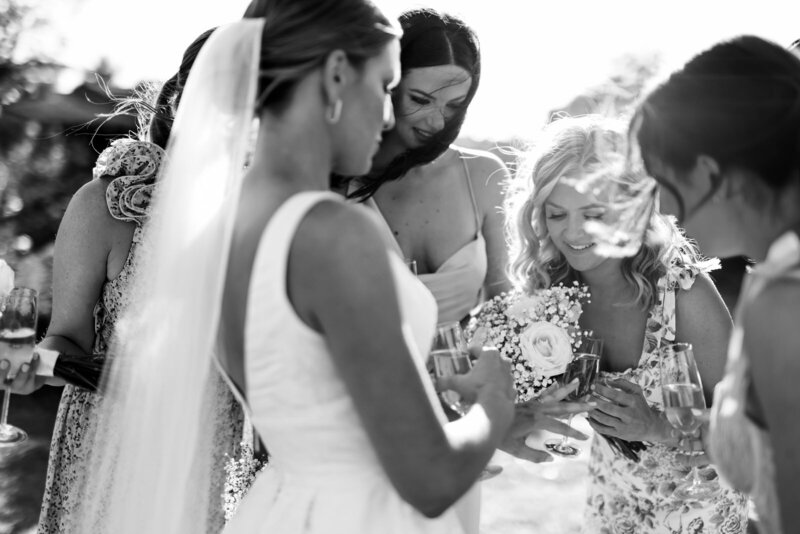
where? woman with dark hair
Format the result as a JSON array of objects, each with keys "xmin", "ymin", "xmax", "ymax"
[
  {"xmin": 12, "ymin": 28, "xmax": 235, "ymax": 534},
  {"xmin": 347, "ymin": 8, "xmax": 511, "ymax": 325},
  {"xmin": 69, "ymin": 1, "xmax": 515, "ymax": 533},
  {"xmin": 632, "ymin": 35, "xmax": 800, "ymax": 534}
]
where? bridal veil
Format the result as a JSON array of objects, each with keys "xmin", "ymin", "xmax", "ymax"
[{"xmin": 73, "ymin": 18, "xmax": 264, "ymax": 533}]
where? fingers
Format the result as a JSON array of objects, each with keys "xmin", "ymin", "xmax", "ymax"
[
  {"xmin": 538, "ymin": 378, "xmax": 580, "ymax": 403},
  {"xmin": 469, "ymin": 326, "xmax": 489, "ymax": 348},
  {"xmin": 536, "ymin": 416, "xmax": 589, "ymax": 440},
  {"xmin": 587, "ymin": 416, "xmax": 619, "ymax": 437},
  {"xmin": 535, "ymin": 400, "xmax": 594, "ymax": 417},
  {"xmin": 603, "ymin": 378, "xmax": 642, "ymax": 395},
  {"xmin": 589, "ymin": 397, "xmax": 631, "ymax": 423},
  {"xmin": 1, "ymin": 354, "xmax": 40, "ymax": 394},
  {"xmin": 592, "ymin": 383, "xmax": 634, "ymax": 406},
  {"xmin": 502, "ymin": 439, "xmax": 554, "ymax": 463}
]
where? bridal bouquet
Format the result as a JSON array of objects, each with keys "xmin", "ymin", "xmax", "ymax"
[{"xmin": 466, "ymin": 282, "xmax": 590, "ymax": 403}]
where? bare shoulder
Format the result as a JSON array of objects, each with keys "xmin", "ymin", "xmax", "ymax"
[
  {"xmin": 742, "ymin": 276, "xmax": 800, "ymax": 365},
  {"xmin": 451, "ymin": 145, "xmax": 510, "ymax": 210},
  {"xmin": 60, "ymin": 178, "xmax": 131, "ymax": 240},
  {"xmin": 292, "ymin": 199, "xmax": 390, "ymax": 270},
  {"xmin": 453, "ymin": 145, "xmax": 509, "ymax": 184},
  {"xmin": 678, "ymin": 271, "xmax": 728, "ymax": 311}
]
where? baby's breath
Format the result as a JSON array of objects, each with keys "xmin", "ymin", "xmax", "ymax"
[{"xmin": 466, "ymin": 283, "xmax": 590, "ymax": 402}]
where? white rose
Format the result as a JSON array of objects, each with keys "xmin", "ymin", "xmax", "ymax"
[
  {"xmin": 0, "ymin": 260, "xmax": 14, "ymax": 298},
  {"xmin": 518, "ymin": 321, "xmax": 572, "ymax": 378}
]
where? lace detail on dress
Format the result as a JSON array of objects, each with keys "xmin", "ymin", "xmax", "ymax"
[
  {"xmin": 582, "ymin": 257, "xmax": 748, "ymax": 534},
  {"xmin": 94, "ymin": 138, "xmax": 165, "ymax": 225}
]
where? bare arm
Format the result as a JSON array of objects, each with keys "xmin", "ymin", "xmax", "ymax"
[
  {"xmin": 464, "ymin": 149, "xmax": 511, "ymax": 299},
  {"xmin": 38, "ymin": 179, "xmax": 134, "ymax": 356},
  {"xmin": 674, "ymin": 272, "xmax": 732, "ymax": 404},
  {"xmin": 588, "ymin": 272, "xmax": 731, "ymax": 444},
  {"xmin": 744, "ymin": 279, "xmax": 800, "ymax": 532},
  {"xmin": 289, "ymin": 201, "xmax": 512, "ymax": 517}
]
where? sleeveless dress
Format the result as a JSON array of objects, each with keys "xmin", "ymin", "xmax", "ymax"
[
  {"xmin": 37, "ymin": 140, "xmax": 243, "ymax": 533},
  {"xmin": 583, "ymin": 256, "xmax": 749, "ymax": 534},
  {"xmin": 710, "ymin": 231, "xmax": 800, "ymax": 534},
  {"xmin": 364, "ymin": 149, "xmax": 487, "ymax": 324},
  {"xmin": 220, "ymin": 192, "xmax": 477, "ymax": 534}
]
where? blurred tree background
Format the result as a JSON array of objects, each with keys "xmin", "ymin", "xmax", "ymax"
[{"xmin": 1, "ymin": 2, "xmax": 135, "ymax": 532}]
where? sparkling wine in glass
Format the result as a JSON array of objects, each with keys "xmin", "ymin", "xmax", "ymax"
[
  {"xmin": 544, "ymin": 350, "xmax": 601, "ymax": 457},
  {"xmin": 0, "ymin": 287, "xmax": 38, "ymax": 446},
  {"xmin": 430, "ymin": 322, "xmax": 502, "ymax": 480},
  {"xmin": 431, "ymin": 322, "xmax": 471, "ymax": 416},
  {"xmin": 659, "ymin": 342, "xmax": 719, "ymax": 500}
]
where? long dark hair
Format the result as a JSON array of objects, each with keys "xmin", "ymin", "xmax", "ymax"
[
  {"xmin": 632, "ymin": 35, "xmax": 800, "ymax": 215},
  {"xmin": 148, "ymin": 28, "xmax": 217, "ymax": 149},
  {"xmin": 348, "ymin": 8, "xmax": 481, "ymax": 199}
]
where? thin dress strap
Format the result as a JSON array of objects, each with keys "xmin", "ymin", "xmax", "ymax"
[{"xmin": 457, "ymin": 150, "xmax": 482, "ymax": 238}]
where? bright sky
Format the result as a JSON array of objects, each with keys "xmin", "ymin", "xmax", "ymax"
[{"xmin": 32, "ymin": 0, "xmax": 799, "ymax": 140}]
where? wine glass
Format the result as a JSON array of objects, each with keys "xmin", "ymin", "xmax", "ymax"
[
  {"xmin": 430, "ymin": 322, "xmax": 503, "ymax": 480},
  {"xmin": 544, "ymin": 349, "xmax": 601, "ymax": 457},
  {"xmin": 659, "ymin": 342, "xmax": 720, "ymax": 500},
  {"xmin": 0, "ymin": 287, "xmax": 38, "ymax": 446}
]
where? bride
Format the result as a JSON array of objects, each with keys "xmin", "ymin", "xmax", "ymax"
[{"xmin": 71, "ymin": 1, "xmax": 515, "ymax": 532}]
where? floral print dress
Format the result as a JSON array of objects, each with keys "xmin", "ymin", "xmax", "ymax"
[
  {"xmin": 582, "ymin": 258, "xmax": 748, "ymax": 534},
  {"xmin": 37, "ymin": 140, "xmax": 243, "ymax": 533}
]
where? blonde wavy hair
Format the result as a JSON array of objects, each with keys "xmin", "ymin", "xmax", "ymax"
[{"xmin": 505, "ymin": 115, "xmax": 701, "ymax": 310}]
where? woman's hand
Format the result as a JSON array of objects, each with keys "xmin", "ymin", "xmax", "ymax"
[
  {"xmin": 500, "ymin": 380, "xmax": 593, "ymax": 463},
  {"xmin": 588, "ymin": 378, "xmax": 677, "ymax": 444},
  {"xmin": 437, "ymin": 345, "xmax": 515, "ymax": 405},
  {"xmin": 0, "ymin": 353, "xmax": 47, "ymax": 395}
]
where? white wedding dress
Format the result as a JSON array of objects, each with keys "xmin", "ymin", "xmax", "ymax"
[{"xmin": 220, "ymin": 191, "xmax": 478, "ymax": 533}]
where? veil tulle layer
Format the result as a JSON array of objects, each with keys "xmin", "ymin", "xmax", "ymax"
[{"xmin": 73, "ymin": 19, "xmax": 264, "ymax": 533}]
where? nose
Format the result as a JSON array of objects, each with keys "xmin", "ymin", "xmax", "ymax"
[
  {"xmin": 564, "ymin": 214, "xmax": 587, "ymax": 241},
  {"xmin": 424, "ymin": 108, "xmax": 446, "ymax": 132},
  {"xmin": 382, "ymin": 94, "xmax": 395, "ymax": 131}
]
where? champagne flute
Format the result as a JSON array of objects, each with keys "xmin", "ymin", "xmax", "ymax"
[
  {"xmin": 431, "ymin": 322, "xmax": 471, "ymax": 416},
  {"xmin": 430, "ymin": 322, "xmax": 502, "ymax": 480},
  {"xmin": 544, "ymin": 350, "xmax": 601, "ymax": 457},
  {"xmin": 659, "ymin": 342, "xmax": 719, "ymax": 500},
  {"xmin": 0, "ymin": 287, "xmax": 38, "ymax": 446}
]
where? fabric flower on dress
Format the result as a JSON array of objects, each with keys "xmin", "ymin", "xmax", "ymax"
[{"xmin": 93, "ymin": 138, "xmax": 166, "ymax": 225}]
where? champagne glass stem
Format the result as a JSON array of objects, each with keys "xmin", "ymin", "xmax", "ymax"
[
  {"xmin": 558, "ymin": 413, "xmax": 576, "ymax": 448},
  {"xmin": 1, "ymin": 390, "xmax": 10, "ymax": 427}
]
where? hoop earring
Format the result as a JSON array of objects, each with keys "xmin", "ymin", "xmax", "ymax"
[{"xmin": 326, "ymin": 99, "xmax": 342, "ymax": 124}]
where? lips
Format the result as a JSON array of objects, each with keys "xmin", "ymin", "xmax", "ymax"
[
  {"xmin": 566, "ymin": 242, "xmax": 595, "ymax": 252},
  {"xmin": 413, "ymin": 127, "xmax": 434, "ymax": 142}
]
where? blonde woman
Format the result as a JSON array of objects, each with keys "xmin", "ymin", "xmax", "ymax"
[{"xmin": 504, "ymin": 116, "xmax": 747, "ymax": 533}]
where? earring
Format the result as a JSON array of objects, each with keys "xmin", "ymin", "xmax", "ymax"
[{"xmin": 326, "ymin": 99, "xmax": 342, "ymax": 124}]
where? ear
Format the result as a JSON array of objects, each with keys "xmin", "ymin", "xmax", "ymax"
[
  {"xmin": 695, "ymin": 154, "xmax": 726, "ymax": 201},
  {"xmin": 321, "ymin": 50, "xmax": 349, "ymax": 107}
]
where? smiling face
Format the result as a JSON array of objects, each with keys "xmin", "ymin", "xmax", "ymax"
[
  {"xmin": 391, "ymin": 64, "xmax": 472, "ymax": 149},
  {"xmin": 544, "ymin": 180, "xmax": 615, "ymax": 273}
]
